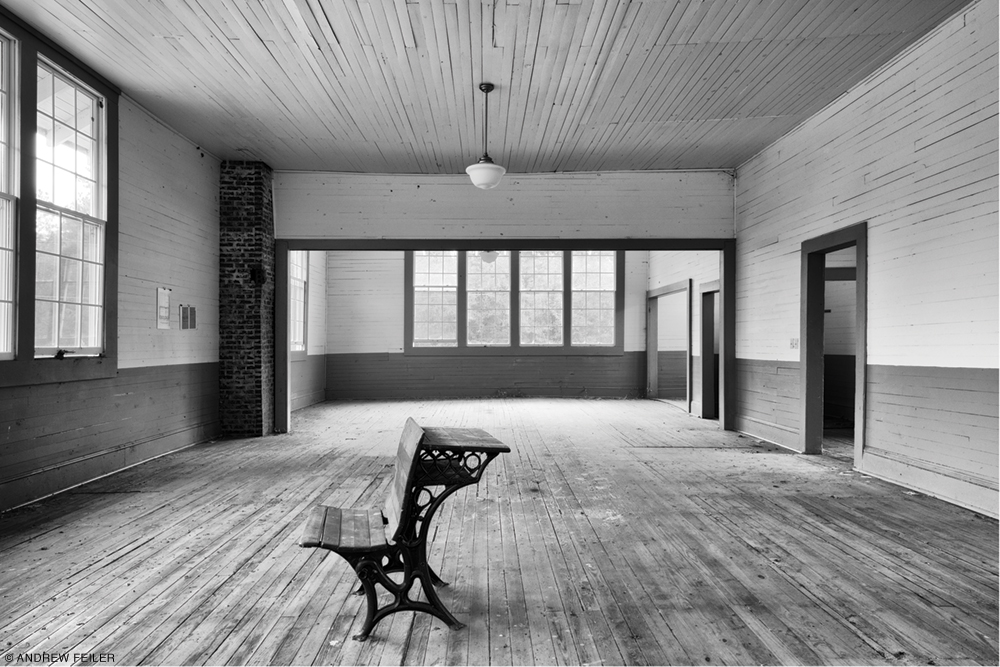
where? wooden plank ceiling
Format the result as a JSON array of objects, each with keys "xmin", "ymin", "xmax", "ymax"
[{"xmin": 9, "ymin": 0, "xmax": 975, "ymax": 173}]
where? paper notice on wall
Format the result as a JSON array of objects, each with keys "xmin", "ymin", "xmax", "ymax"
[{"xmin": 157, "ymin": 287, "xmax": 171, "ymax": 329}]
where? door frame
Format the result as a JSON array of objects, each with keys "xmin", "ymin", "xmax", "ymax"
[
  {"xmin": 646, "ymin": 279, "xmax": 692, "ymax": 411},
  {"xmin": 800, "ymin": 222, "xmax": 867, "ymax": 462},
  {"xmin": 699, "ymin": 280, "xmax": 720, "ymax": 419}
]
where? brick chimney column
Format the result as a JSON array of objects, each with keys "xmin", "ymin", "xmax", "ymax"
[{"xmin": 219, "ymin": 161, "xmax": 275, "ymax": 437}]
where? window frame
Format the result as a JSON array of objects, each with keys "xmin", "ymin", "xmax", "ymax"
[
  {"xmin": 0, "ymin": 8, "xmax": 119, "ymax": 387},
  {"xmin": 288, "ymin": 250, "xmax": 308, "ymax": 358},
  {"xmin": 404, "ymin": 249, "xmax": 625, "ymax": 356}
]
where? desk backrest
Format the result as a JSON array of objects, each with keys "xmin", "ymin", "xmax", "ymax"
[{"xmin": 383, "ymin": 417, "xmax": 425, "ymax": 542}]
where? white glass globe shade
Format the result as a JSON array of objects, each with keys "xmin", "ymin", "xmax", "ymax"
[{"xmin": 466, "ymin": 161, "xmax": 506, "ymax": 189}]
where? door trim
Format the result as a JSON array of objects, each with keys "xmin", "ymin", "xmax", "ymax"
[
  {"xmin": 800, "ymin": 222, "xmax": 867, "ymax": 460},
  {"xmin": 646, "ymin": 279, "xmax": 691, "ymax": 410}
]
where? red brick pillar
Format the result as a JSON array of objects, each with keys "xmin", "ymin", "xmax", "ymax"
[{"xmin": 219, "ymin": 161, "xmax": 275, "ymax": 437}]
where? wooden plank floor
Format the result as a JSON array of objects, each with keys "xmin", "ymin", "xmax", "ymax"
[{"xmin": 0, "ymin": 398, "xmax": 996, "ymax": 666}]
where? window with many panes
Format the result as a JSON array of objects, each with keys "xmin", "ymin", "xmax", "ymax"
[
  {"xmin": 289, "ymin": 251, "xmax": 308, "ymax": 352},
  {"xmin": 406, "ymin": 249, "xmax": 623, "ymax": 354},
  {"xmin": 0, "ymin": 8, "xmax": 118, "ymax": 387},
  {"xmin": 0, "ymin": 32, "xmax": 14, "ymax": 359},
  {"xmin": 412, "ymin": 250, "xmax": 458, "ymax": 347},
  {"xmin": 34, "ymin": 61, "xmax": 106, "ymax": 357}
]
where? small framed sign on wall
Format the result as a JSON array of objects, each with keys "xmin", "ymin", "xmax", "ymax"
[{"xmin": 156, "ymin": 288, "xmax": 172, "ymax": 329}]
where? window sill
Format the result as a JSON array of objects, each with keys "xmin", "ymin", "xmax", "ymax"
[{"xmin": 405, "ymin": 346, "xmax": 624, "ymax": 357}]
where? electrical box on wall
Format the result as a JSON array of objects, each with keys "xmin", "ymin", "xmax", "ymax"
[{"xmin": 179, "ymin": 305, "xmax": 197, "ymax": 330}]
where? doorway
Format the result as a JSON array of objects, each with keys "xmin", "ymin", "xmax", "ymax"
[
  {"xmin": 699, "ymin": 282, "xmax": 720, "ymax": 420},
  {"xmin": 646, "ymin": 280, "xmax": 691, "ymax": 411},
  {"xmin": 800, "ymin": 223, "xmax": 867, "ymax": 465}
]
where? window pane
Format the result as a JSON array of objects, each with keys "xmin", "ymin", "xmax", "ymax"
[
  {"xmin": 80, "ymin": 305, "xmax": 101, "ymax": 347},
  {"xmin": 571, "ymin": 250, "xmax": 616, "ymax": 346},
  {"xmin": 58, "ymin": 303, "xmax": 79, "ymax": 348},
  {"xmin": 35, "ymin": 253, "xmax": 58, "ymax": 300},
  {"xmin": 467, "ymin": 251, "xmax": 510, "ymax": 346},
  {"xmin": 413, "ymin": 250, "xmax": 457, "ymax": 347},
  {"xmin": 54, "ymin": 77, "xmax": 75, "ymax": 125},
  {"xmin": 59, "ymin": 258, "xmax": 82, "ymax": 301},
  {"xmin": 35, "ymin": 301, "xmax": 57, "ymax": 348},
  {"xmin": 289, "ymin": 251, "xmax": 307, "ymax": 352},
  {"xmin": 519, "ymin": 250, "xmax": 563, "ymax": 346}
]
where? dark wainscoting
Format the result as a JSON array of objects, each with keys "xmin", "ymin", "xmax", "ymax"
[
  {"xmin": 291, "ymin": 354, "xmax": 327, "ymax": 411},
  {"xmin": 0, "ymin": 362, "xmax": 220, "ymax": 512},
  {"xmin": 656, "ymin": 350, "xmax": 686, "ymax": 399},
  {"xmin": 326, "ymin": 352, "xmax": 646, "ymax": 400},
  {"xmin": 734, "ymin": 358, "xmax": 802, "ymax": 449}
]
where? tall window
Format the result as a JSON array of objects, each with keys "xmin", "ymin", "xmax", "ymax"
[
  {"xmin": 34, "ymin": 61, "xmax": 105, "ymax": 357},
  {"xmin": 571, "ymin": 250, "xmax": 616, "ymax": 345},
  {"xmin": 0, "ymin": 12, "xmax": 118, "ymax": 387},
  {"xmin": 467, "ymin": 250, "xmax": 510, "ymax": 346},
  {"xmin": 406, "ymin": 249, "xmax": 622, "ymax": 353},
  {"xmin": 519, "ymin": 250, "xmax": 563, "ymax": 346},
  {"xmin": 0, "ymin": 33, "xmax": 14, "ymax": 359},
  {"xmin": 412, "ymin": 250, "xmax": 458, "ymax": 347},
  {"xmin": 289, "ymin": 251, "xmax": 307, "ymax": 352}
]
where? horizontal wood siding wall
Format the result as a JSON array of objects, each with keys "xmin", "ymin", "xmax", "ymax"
[
  {"xmin": 734, "ymin": 0, "xmax": 998, "ymax": 515},
  {"xmin": 118, "ymin": 96, "xmax": 220, "ymax": 368},
  {"xmin": 657, "ymin": 351, "xmax": 686, "ymax": 399},
  {"xmin": 326, "ymin": 353, "xmax": 645, "ymax": 400},
  {"xmin": 273, "ymin": 171, "xmax": 734, "ymax": 240},
  {"xmin": 735, "ymin": 359, "xmax": 801, "ymax": 447},
  {"xmin": 0, "ymin": 363, "xmax": 219, "ymax": 512},
  {"xmin": 327, "ymin": 251, "xmax": 404, "ymax": 354},
  {"xmin": 1, "ymin": 99, "xmax": 223, "ymax": 512},
  {"xmin": 306, "ymin": 251, "xmax": 327, "ymax": 357},
  {"xmin": 865, "ymin": 365, "xmax": 998, "ymax": 516}
]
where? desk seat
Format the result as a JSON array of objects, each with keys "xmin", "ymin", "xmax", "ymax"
[{"xmin": 300, "ymin": 506, "xmax": 389, "ymax": 552}]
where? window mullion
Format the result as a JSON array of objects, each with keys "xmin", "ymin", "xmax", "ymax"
[
  {"xmin": 562, "ymin": 250, "xmax": 572, "ymax": 348},
  {"xmin": 15, "ymin": 42, "xmax": 38, "ymax": 360},
  {"xmin": 457, "ymin": 250, "xmax": 467, "ymax": 349},
  {"xmin": 510, "ymin": 250, "xmax": 520, "ymax": 351}
]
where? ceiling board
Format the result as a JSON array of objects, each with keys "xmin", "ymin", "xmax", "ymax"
[{"xmin": 2, "ymin": 0, "xmax": 975, "ymax": 173}]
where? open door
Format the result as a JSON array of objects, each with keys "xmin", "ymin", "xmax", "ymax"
[
  {"xmin": 699, "ymin": 283, "xmax": 720, "ymax": 420},
  {"xmin": 800, "ymin": 223, "xmax": 867, "ymax": 464}
]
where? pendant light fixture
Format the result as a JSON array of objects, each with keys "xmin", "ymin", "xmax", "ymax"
[{"xmin": 466, "ymin": 83, "xmax": 506, "ymax": 189}]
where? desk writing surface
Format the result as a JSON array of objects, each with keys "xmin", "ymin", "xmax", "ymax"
[{"xmin": 421, "ymin": 426, "xmax": 511, "ymax": 454}]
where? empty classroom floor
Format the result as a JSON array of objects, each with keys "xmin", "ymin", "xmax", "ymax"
[{"xmin": 0, "ymin": 398, "xmax": 996, "ymax": 666}]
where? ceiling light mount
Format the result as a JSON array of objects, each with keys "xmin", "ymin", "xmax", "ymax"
[{"xmin": 466, "ymin": 82, "xmax": 506, "ymax": 189}]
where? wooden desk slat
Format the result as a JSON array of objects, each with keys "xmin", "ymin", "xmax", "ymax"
[{"xmin": 422, "ymin": 426, "xmax": 511, "ymax": 454}]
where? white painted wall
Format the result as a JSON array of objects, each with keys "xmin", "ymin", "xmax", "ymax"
[
  {"xmin": 306, "ymin": 251, "xmax": 327, "ymax": 356},
  {"xmin": 736, "ymin": 0, "xmax": 997, "ymax": 369},
  {"xmin": 623, "ymin": 251, "xmax": 648, "ymax": 353},
  {"xmin": 326, "ymin": 251, "xmax": 405, "ymax": 354},
  {"xmin": 117, "ymin": 96, "xmax": 220, "ymax": 369},
  {"xmin": 648, "ymin": 250, "xmax": 720, "ymax": 357},
  {"xmin": 734, "ymin": 0, "xmax": 998, "ymax": 515},
  {"xmin": 274, "ymin": 171, "xmax": 733, "ymax": 240}
]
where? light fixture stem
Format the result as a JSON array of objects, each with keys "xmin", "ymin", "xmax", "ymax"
[{"xmin": 480, "ymin": 82, "xmax": 494, "ymax": 159}]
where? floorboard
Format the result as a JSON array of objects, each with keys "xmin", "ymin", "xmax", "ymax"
[{"xmin": 0, "ymin": 398, "xmax": 995, "ymax": 666}]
